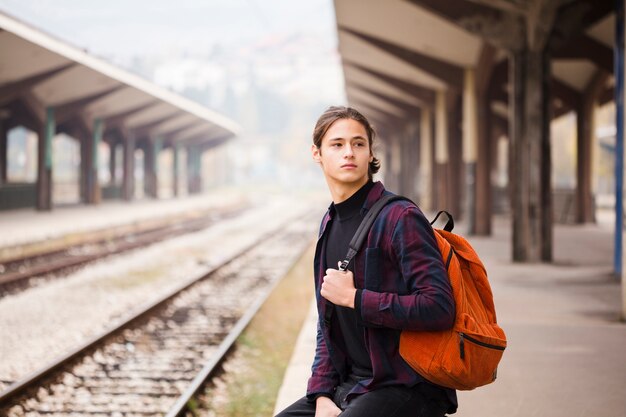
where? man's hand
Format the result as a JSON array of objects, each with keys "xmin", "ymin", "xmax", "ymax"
[
  {"xmin": 320, "ymin": 263, "xmax": 357, "ymax": 308},
  {"xmin": 315, "ymin": 396, "xmax": 341, "ymax": 417}
]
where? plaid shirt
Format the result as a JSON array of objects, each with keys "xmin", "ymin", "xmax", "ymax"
[{"xmin": 306, "ymin": 181, "xmax": 456, "ymax": 405}]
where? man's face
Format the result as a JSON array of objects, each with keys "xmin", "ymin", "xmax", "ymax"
[{"xmin": 312, "ymin": 118, "xmax": 373, "ymax": 186}]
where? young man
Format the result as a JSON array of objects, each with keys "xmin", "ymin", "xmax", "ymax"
[{"xmin": 275, "ymin": 106, "xmax": 457, "ymax": 417}]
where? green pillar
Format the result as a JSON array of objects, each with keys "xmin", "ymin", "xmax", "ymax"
[
  {"xmin": 37, "ymin": 107, "xmax": 54, "ymax": 210},
  {"xmin": 122, "ymin": 134, "xmax": 135, "ymax": 201},
  {"xmin": 89, "ymin": 118, "xmax": 103, "ymax": 204},
  {"xmin": 187, "ymin": 145, "xmax": 201, "ymax": 194},
  {"xmin": 173, "ymin": 142, "xmax": 180, "ymax": 197},
  {"xmin": 146, "ymin": 136, "xmax": 162, "ymax": 198},
  {"xmin": 0, "ymin": 119, "xmax": 7, "ymax": 184},
  {"xmin": 154, "ymin": 136, "xmax": 162, "ymax": 198}
]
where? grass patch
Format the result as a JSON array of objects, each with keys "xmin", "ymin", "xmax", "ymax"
[{"xmin": 199, "ymin": 241, "xmax": 316, "ymax": 416}]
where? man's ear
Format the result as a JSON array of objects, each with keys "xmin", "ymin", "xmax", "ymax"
[{"xmin": 311, "ymin": 144, "xmax": 321, "ymax": 163}]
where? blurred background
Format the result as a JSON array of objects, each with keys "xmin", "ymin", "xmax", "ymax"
[
  {"xmin": 0, "ymin": 1, "xmax": 625, "ymax": 416},
  {"xmin": 0, "ymin": 0, "xmax": 343, "ymax": 199}
]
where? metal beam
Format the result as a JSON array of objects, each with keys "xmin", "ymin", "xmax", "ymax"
[
  {"xmin": 102, "ymin": 101, "xmax": 159, "ymax": 131},
  {"xmin": 340, "ymin": 26, "xmax": 464, "ymax": 90},
  {"xmin": 553, "ymin": 34, "xmax": 613, "ymax": 73},
  {"xmin": 551, "ymin": 79, "xmax": 582, "ymax": 109},
  {"xmin": 130, "ymin": 111, "xmax": 184, "ymax": 139},
  {"xmin": 549, "ymin": 0, "xmax": 613, "ymax": 51},
  {"xmin": 476, "ymin": 42, "xmax": 497, "ymax": 94},
  {"xmin": 465, "ymin": 0, "xmax": 527, "ymax": 15},
  {"xmin": 406, "ymin": 0, "xmax": 503, "ymax": 21},
  {"xmin": 347, "ymin": 81, "xmax": 422, "ymax": 117},
  {"xmin": 612, "ymin": 0, "xmax": 625, "ymax": 327},
  {"xmin": 0, "ymin": 63, "xmax": 75, "ymax": 106},
  {"xmin": 347, "ymin": 96, "xmax": 408, "ymax": 127},
  {"xmin": 54, "ymin": 85, "xmax": 126, "ymax": 125},
  {"xmin": 160, "ymin": 121, "xmax": 204, "ymax": 141},
  {"xmin": 406, "ymin": 0, "xmax": 525, "ymax": 50},
  {"xmin": 344, "ymin": 60, "xmax": 436, "ymax": 106}
]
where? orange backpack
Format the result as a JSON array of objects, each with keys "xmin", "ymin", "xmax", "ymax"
[
  {"xmin": 399, "ymin": 210, "xmax": 507, "ymax": 390},
  {"xmin": 339, "ymin": 196, "xmax": 506, "ymax": 391}
]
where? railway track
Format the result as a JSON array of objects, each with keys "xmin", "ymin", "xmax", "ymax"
[
  {"xmin": 0, "ymin": 210, "xmax": 318, "ymax": 416},
  {"xmin": 0, "ymin": 205, "xmax": 247, "ymax": 295}
]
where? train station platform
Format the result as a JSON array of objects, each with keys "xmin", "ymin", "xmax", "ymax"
[
  {"xmin": 273, "ymin": 213, "xmax": 626, "ymax": 416},
  {"xmin": 0, "ymin": 187, "xmax": 251, "ymax": 260}
]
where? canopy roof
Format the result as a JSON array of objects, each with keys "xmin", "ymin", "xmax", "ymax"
[
  {"xmin": 335, "ymin": 0, "xmax": 614, "ymax": 131},
  {"xmin": 0, "ymin": 11, "xmax": 240, "ymax": 146}
]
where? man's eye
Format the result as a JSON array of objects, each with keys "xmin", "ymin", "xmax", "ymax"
[{"xmin": 332, "ymin": 143, "xmax": 342, "ymax": 147}]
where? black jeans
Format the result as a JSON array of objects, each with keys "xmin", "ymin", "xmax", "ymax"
[{"xmin": 274, "ymin": 377, "xmax": 449, "ymax": 417}]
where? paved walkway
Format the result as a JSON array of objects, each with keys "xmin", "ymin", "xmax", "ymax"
[{"xmin": 274, "ymin": 214, "xmax": 626, "ymax": 416}]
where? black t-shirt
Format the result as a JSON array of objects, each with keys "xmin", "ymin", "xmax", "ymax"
[{"xmin": 325, "ymin": 181, "xmax": 374, "ymax": 378}]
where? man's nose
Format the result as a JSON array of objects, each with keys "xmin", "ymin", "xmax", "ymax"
[{"xmin": 344, "ymin": 144, "xmax": 354, "ymax": 157}]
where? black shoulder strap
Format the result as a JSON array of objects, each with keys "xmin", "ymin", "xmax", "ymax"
[
  {"xmin": 324, "ymin": 194, "xmax": 407, "ymax": 326},
  {"xmin": 338, "ymin": 194, "xmax": 408, "ymax": 271},
  {"xmin": 323, "ymin": 195, "xmax": 455, "ymax": 327},
  {"xmin": 430, "ymin": 210, "xmax": 454, "ymax": 233},
  {"xmin": 338, "ymin": 200, "xmax": 455, "ymax": 272}
]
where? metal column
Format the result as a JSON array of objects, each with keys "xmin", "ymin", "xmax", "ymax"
[
  {"xmin": 616, "ymin": 0, "xmax": 624, "ymax": 278},
  {"xmin": 0, "ymin": 119, "xmax": 7, "ymax": 184},
  {"xmin": 463, "ymin": 68, "xmax": 478, "ymax": 234},
  {"xmin": 173, "ymin": 142, "xmax": 180, "ymax": 197},
  {"xmin": 88, "ymin": 118, "xmax": 103, "ymax": 204},
  {"xmin": 37, "ymin": 107, "xmax": 54, "ymax": 211}
]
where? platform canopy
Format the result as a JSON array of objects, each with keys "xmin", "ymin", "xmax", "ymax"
[
  {"xmin": 0, "ymin": 11, "xmax": 240, "ymax": 146},
  {"xmin": 335, "ymin": 0, "xmax": 614, "ymax": 132}
]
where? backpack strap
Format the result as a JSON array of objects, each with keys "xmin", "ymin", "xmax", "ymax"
[
  {"xmin": 338, "ymin": 194, "xmax": 408, "ymax": 271},
  {"xmin": 430, "ymin": 210, "xmax": 454, "ymax": 232},
  {"xmin": 324, "ymin": 194, "xmax": 408, "ymax": 326},
  {"xmin": 324, "ymin": 195, "xmax": 454, "ymax": 326}
]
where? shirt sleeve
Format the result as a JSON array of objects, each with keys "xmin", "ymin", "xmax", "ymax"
[
  {"xmin": 306, "ymin": 318, "xmax": 339, "ymax": 401},
  {"xmin": 355, "ymin": 205, "xmax": 455, "ymax": 331}
]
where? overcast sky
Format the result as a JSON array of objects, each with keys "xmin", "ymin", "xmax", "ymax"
[{"xmin": 0, "ymin": 0, "xmax": 338, "ymax": 60}]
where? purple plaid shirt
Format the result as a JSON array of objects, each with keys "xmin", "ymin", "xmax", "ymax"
[{"xmin": 306, "ymin": 181, "xmax": 456, "ymax": 404}]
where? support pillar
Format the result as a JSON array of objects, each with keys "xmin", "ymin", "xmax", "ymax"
[
  {"xmin": 390, "ymin": 134, "xmax": 402, "ymax": 194},
  {"xmin": 576, "ymin": 72, "xmax": 607, "ymax": 223},
  {"xmin": 144, "ymin": 137, "xmax": 161, "ymax": 198},
  {"xmin": 143, "ymin": 142, "xmax": 153, "ymax": 198},
  {"xmin": 419, "ymin": 108, "xmax": 433, "ymax": 212},
  {"xmin": 152, "ymin": 137, "xmax": 162, "ymax": 198},
  {"xmin": 0, "ymin": 119, "xmax": 7, "ymax": 184},
  {"xmin": 409, "ymin": 120, "xmax": 421, "ymax": 203},
  {"xmin": 434, "ymin": 90, "xmax": 449, "ymax": 211},
  {"xmin": 87, "ymin": 118, "xmax": 103, "ymax": 204},
  {"xmin": 615, "ymin": 0, "xmax": 625, "ymax": 320},
  {"xmin": 475, "ymin": 86, "xmax": 493, "ymax": 235},
  {"xmin": 463, "ymin": 68, "xmax": 478, "ymax": 233},
  {"xmin": 399, "ymin": 124, "xmax": 419, "ymax": 201},
  {"xmin": 448, "ymin": 99, "xmax": 463, "ymax": 220},
  {"xmin": 109, "ymin": 141, "xmax": 117, "ymax": 185},
  {"xmin": 37, "ymin": 107, "xmax": 54, "ymax": 211},
  {"xmin": 80, "ymin": 132, "xmax": 88, "ymax": 203},
  {"xmin": 510, "ymin": 48, "xmax": 552, "ymax": 262},
  {"xmin": 122, "ymin": 135, "xmax": 135, "ymax": 201},
  {"xmin": 576, "ymin": 102, "xmax": 594, "ymax": 224},
  {"xmin": 173, "ymin": 142, "xmax": 180, "ymax": 197},
  {"xmin": 398, "ymin": 132, "xmax": 407, "ymax": 197},
  {"xmin": 187, "ymin": 145, "xmax": 202, "ymax": 194}
]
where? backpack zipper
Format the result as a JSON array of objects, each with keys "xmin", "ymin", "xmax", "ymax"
[{"xmin": 459, "ymin": 332, "xmax": 506, "ymax": 359}]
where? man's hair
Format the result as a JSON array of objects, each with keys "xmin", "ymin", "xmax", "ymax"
[{"xmin": 312, "ymin": 105, "xmax": 381, "ymax": 180}]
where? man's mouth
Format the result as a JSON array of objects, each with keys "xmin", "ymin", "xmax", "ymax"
[{"xmin": 341, "ymin": 164, "xmax": 357, "ymax": 168}]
